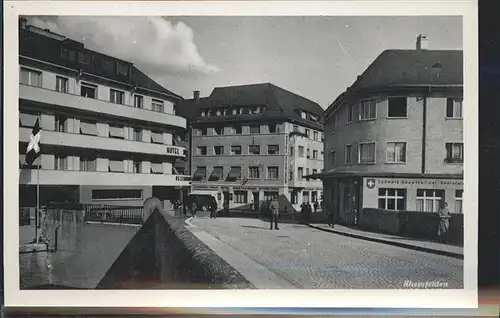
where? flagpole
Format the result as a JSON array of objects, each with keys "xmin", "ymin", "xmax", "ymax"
[{"xmin": 35, "ymin": 161, "xmax": 39, "ymax": 242}]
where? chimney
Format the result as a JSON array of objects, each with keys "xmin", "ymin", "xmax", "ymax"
[
  {"xmin": 416, "ymin": 34, "xmax": 428, "ymax": 50},
  {"xmin": 19, "ymin": 18, "xmax": 28, "ymax": 29},
  {"xmin": 193, "ymin": 90, "xmax": 200, "ymax": 103}
]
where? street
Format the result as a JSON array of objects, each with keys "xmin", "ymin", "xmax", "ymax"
[{"xmin": 188, "ymin": 217, "xmax": 463, "ymax": 289}]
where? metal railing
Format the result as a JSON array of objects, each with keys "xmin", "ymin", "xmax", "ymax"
[{"xmin": 83, "ymin": 204, "xmax": 144, "ymax": 224}]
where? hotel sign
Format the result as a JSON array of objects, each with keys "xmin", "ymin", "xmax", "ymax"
[
  {"xmin": 364, "ymin": 177, "xmax": 463, "ymax": 189},
  {"xmin": 166, "ymin": 146, "xmax": 184, "ymax": 156}
]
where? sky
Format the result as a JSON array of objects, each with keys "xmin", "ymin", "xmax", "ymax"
[{"xmin": 28, "ymin": 16, "xmax": 462, "ymax": 108}]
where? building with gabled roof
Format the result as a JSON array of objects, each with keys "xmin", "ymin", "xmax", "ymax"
[
  {"xmin": 320, "ymin": 35, "xmax": 464, "ymax": 226},
  {"xmin": 18, "ymin": 18, "xmax": 191, "ymax": 209},
  {"xmin": 179, "ymin": 83, "xmax": 325, "ymax": 213}
]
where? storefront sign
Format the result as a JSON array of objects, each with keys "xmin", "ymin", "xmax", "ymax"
[
  {"xmin": 166, "ymin": 146, "xmax": 183, "ymax": 156},
  {"xmin": 365, "ymin": 177, "xmax": 463, "ymax": 189},
  {"xmin": 193, "ymin": 185, "xmax": 217, "ymax": 190},
  {"xmin": 175, "ymin": 175, "xmax": 191, "ymax": 182},
  {"xmin": 233, "ymin": 186, "xmax": 259, "ymax": 191}
]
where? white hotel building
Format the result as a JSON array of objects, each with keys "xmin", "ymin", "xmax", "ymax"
[{"xmin": 18, "ymin": 19, "xmax": 190, "ymax": 208}]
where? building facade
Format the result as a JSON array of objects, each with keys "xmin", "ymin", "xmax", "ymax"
[
  {"xmin": 322, "ymin": 35, "xmax": 464, "ymax": 224},
  {"xmin": 18, "ymin": 19, "xmax": 191, "ymax": 208},
  {"xmin": 181, "ymin": 84, "xmax": 324, "ymax": 212}
]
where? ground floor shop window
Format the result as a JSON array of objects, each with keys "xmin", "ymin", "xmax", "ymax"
[
  {"xmin": 455, "ymin": 190, "xmax": 463, "ymax": 213},
  {"xmin": 378, "ymin": 188, "xmax": 406, "ymax": 210},
  {"xmin": 290, "ymin": 191, "xmax": 298, "ymax": 204},
  {"xmin": 264, "ymin": 191, "xmax": 278, "ymax": 201},
  {"xmin": 302, "ymin": 191, "xmax": 310, "ymax": 203},
  {"xmin": 234, "ymin": 191, "xmax": 247, "ymax": 203},
  {"xmin": 416, "ymin": 189, "xmax": 445, "ymax": 212}
]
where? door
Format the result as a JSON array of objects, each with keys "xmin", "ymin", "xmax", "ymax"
[{"xmin": 252, "ymin": 191, "xmax": 259, "ymax": 211}]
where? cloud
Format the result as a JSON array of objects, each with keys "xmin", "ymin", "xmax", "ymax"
[{"xmin": 26, "ymin": 16, "xmax": 220, "ymax": 76}]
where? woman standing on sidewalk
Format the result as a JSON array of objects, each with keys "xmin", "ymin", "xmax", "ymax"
[{"xmin": 437, "ymin": 201, "xmax": 451, "ymax": 243}]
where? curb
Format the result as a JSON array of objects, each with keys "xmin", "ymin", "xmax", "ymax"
[{"xmin": 305, "ymin": 223, "xmax": 464, "ymax": 260}]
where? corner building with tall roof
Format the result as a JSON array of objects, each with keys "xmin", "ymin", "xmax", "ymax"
[
  {"xmin": 18, "ymin": 18, "xmax": 191, "ymax": 208},
  {"xmin": 322, "ymin": 35, "xmax": 464, "ymax": 225},
  {"xmin": 181, "ymin": 83, "xmax": 325, "ymax": 212}
]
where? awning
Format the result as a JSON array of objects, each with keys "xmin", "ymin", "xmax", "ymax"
[
  {"xmin": 192, "ymin": 167, "xmax": 207, "ymax": 181},
  {"xmin": 151, "ymin": 163, "xmax": 163, "ymax": 174},
  {"xmin": 225, "ymin": 167, "xmax": 241, "ymax": 181},
  {"xmin": 20, "ymin": 113, "xmax": 38, "ymax": 128},
  {"xmin": 80, "ymin": 121, "xmax": 98, "ymax": 136},
  {"xmin": 151, "ymin": 132, "xmax": 163, "ymax": 144},
  {"xmin": 208, "ymin": 166, "xmax": 223, "ymax": 181},
  {"xmin": 109, "ymin": 126, "xmax": 124, "ymax": 138},
  {"xmin": 108, "ymin": 160, "xmax": 124, "ymax": 172}
]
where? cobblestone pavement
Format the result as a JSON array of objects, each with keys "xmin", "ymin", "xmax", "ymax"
[{"xmin": 190, "ymin": 217, "xmax": 463, "ymax": 289}]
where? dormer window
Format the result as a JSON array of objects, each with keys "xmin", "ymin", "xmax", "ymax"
[
  {"xmin": 216, "ymin": 109, "xmax": 222, "ymax": 116},
  {"xmin": 242, "ymin": 107, "xmax": 250, "ymax": 115},
  {"xmin": 78, "ymin": 51, "xmax": 92, "ymax": 64},
  {"xmin": 232, "ymin": 108, "xmax": 238, "ymax": 115},
  {"xmin": 117, "ymin": 62, "xmax": 128, "ymax": 76},
  {"xmin": 61, "ymin": 46, "xmax": 76, "ymax": 61},
  {"xmin": 301, "ymin": 111, "xmax": 307, "ymax": 119}
]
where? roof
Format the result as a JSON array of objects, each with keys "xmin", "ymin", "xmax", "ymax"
[
  {"xmin": 326, "ymin": 49, "xmax": 463, "ymax": 114},
  {"xmin": 178, "ymin": 83, "xmax": 324, "ymax": 130},
  {"xmin": 19, "ymin": 26, "xmax": 182, "ymax": 100}
]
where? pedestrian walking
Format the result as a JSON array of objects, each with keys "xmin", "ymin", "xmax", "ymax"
[
  {"xmin": 209, "ymin": 197, "xmax": 217, "ymax": 219},
  {"xmin": 437, "ymin": 201, "xmax": 451, "ymax": 243},
  {"xmin": 313, "ymin": 200, "xmax": 318, "ymax": 213},
  {"xmin": 300, "ymin": 202, "xmax": 307, "ymax": 221},
  {"xmin": 223, "ymin": 200, "xmax": 229, "ymax": 217},
  {"xmin": 190, "ymin": 201, "xmax": 198, "ymax": 218},
  {"xmin": 269, "ymin": 197, "xmax": 279, "ymax": 230},
  {"xmin": 306, "ymin": 202, "xmax": 313, "ymax": 221},
  {"xmin": 327, "ymin": 200, "xmax": 337, "ymax": 228}
]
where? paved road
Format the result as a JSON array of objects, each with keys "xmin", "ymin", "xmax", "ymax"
[{"xmin": 189, "ymin": 218, "xmax": 463, "ymax": 289}]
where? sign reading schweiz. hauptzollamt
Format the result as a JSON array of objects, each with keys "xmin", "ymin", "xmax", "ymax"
[{"xmin": 365, "ymin": 178, "xmax": 463, "ymax": 188}]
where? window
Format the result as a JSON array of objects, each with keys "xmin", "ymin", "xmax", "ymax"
[
  {"xmin": 226, "ymin": 166, "xmax": 242, "ymax": 181},
  {"xmin": 152, "ymin": 99, "xmax": 164, "ymax": 113},
  {"xmin": 79, "ymin": 120, "xmax": 98, "ymax": 136},
  {"xmin": 313, "ymin": 150, "xmax": 318, "ymax": 159},
  {"xmin": 117, "ymin": 62, "xmax": 128, "ymax": 75},
  {"xmin": 445, "ymin": 143, "xmax": 464, "ymax": 163},
  {"xmin": 81, "ymin": 83, "xmax": 97, "ymax": 99},
  {"xmin": 378, "ymin": 188, "xmax": 406, "ymax": 210},
  {"xmin": 133, "ymin": 128, "xmax": 142, "ymax": 142},
  {"xmin": 306, "ymin": 148, "xmax": 311, "ymax": 159},
  {"xmin": 331, "ymin": 116, "xmax": 337, "ymax": 133},
  {"xmin": 101, "ymin": 58, "xmax": 114, "ymax": 73},
  {"xmin": 347, "ymin": 104, "xmax": 353, "ymax": 123},
  {"xmin": 267, "ymin": 145, "xmax": 279, "ymax": 155},
  {"xmin": 56, "ymin": 76, "xmax": 68, "ymax": 93},
  {"xmin": 298, "ymin": 146, "xmax": 304, "ymax": 157},
  {"xmin": 388, "ymin": 97, "xmax": 408, "ymax": 118},
  {"xmin": 214, "ymin": 126, "xmax": 224, "ymax": 136},
  {"xmin": 312, "ymin": 169, "xmax": 317, "ymax": 174},
  {"xmin": 330, "ymin": 151, "xmax": 336, "ymax": 166},
  {"xmin": 79, "ymin": 156, "xmax": 96, "ymax": 172},
  {"xmin": 301, "ymin": 111, "xmax": 307, "ymax": 119},
  {"xmin": 264, "ymin": 191, "xmax": 279, "ymax": 201},
  {"xmin": 233, "ymin": 125, "xmax": 242, "ymax": 134},
  {"xmin": 289, "ymin": 170, "xmax": 293, "ymax": 182},
  {"xmin": 345, "ymin": 145, "xmax": 352, "ymax": 164},
  {"xmin": 231, "ymin": 145, "xmax": 242, "ymax": 155},
  {"xmin": 359, "ymin": 142, "xmax": 375, "ymax": 164},
  {"xmin": 209, "ymin": 166, "xmax": 224, "ymax": 181},
  {"xmin": 61, "ymin": 47, "xmax": 76, "ymax": 60},
  {"xmin": 109, "ymin": 125, "xmax": 124, "ymax": 139},
  {"xmin": 78, "ymin": 51, "xmax": 92, "ymax": 64},
  {"xmin": 197, "ymin": 146, "xmax": 207, "ymax": 156},
  {"xmin": 234, "ymin": 191, "xmax": 248, "ymax": 204},
  {"xmin": 267, "ymin": 166, "xmax": 279, "ymax": 179},
  {"xmin": 313, "ymin": 131, "xmax": 318, "ymax": 141},
  {"xmin": 193, "ymin": 166, "xmax": 207, "ymax": 181},
  {"xmin": 151, "ymin": 131, "xmax": 163, "ymax": 144},
  {"xmin": 92, "ymin": 189, "xmax": 142, "ymax": 201},
  {"xmin": 268, "ymin": 124, "xmax": 277, "ymax": 133},
  {"xmin": 150, "ymin": 162, "xmax": 163, "ymax": 174},
  {"xmin": 386, "ymin": 142, "xmax": 407, "ymax": 163},
  {"xmin": 55, "ymin": 115, "xmax": 67, "ymax": 132},
  {"xmin": 248, "ymin": 166, "xmax": 260, "ymax": 179},
  {"xmin": 321, "ymin": 151, "xmax": 324, "ymax": 160},
  {"xmin": 20, "ymin": 67, "xmax": 42, "ymax": 87},
  {"xmin": 200, "ymin": 127, "xmax": 208, "ymax": 136},
  {"xmin": 303, "ymin": 191, "xmax": 310, "ymax": 203},
  {"xmin": 305, "ymin": 129, "xmax": 310, "ymax": 138},
  {"xmin": 455, "ymin": 190, "xmax": 463, "ymax": 213},
  {"xmin": 293, "ymin": 125, "xmax": 299, "ymax": 132},
  {"xmin": 133, "ymin": 161, "xmax": 141, "ymax": 173},
  {"xmin": 306, "ymin": 168, "xmax": 310, "ymax": 176},
  {"xmin": 416, "ymin": 189, "xmax": 445, "ymax": 212},
  {"xmin": 134, "ymin": 95, "xmax": 144, "ymax": 108},
  {"xmin": 360, "ymin": 99, "xmax": 376, "ymax": 120},
  {"xmin": 250, "ymin": 125, "xmax": 260, "ymax": 134},
  {"xmin": 54, "ymin": 155, "xmax": 68, "ymax": 171},
  {"xmin": 290, "ymin": 147, "xmax": 294, "ymax": 156},
  {"xmin": 298, "ymin": 167, "xmax": 304, "ymax": 180},
  {"xmin": 446, "ymin": 98, "xmax": 463, "ymax": 118},
  {"xmin": 214, "ymin": 146, "xmax": 224, "ymax": 155},
  {"xmin": 249, "ymin": 145, "xmax": 260, "ymax": 155},
  {"xmin": 110, "ymin": 89, "xmax": 124, "ymax": 104}
]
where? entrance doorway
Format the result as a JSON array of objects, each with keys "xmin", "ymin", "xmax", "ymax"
[{"xmin": 252, "ymin": 191, "xmax": 259, "ymax": 211}]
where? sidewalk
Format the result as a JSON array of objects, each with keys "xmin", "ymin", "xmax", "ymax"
[{"xmin": 306, "ymin": 223, "xmax": 464, "ymax": 260}]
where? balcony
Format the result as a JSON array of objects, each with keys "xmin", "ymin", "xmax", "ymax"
[
  {"xmin": 19, "ymin": 84, "xmax": 186, "ymax": 129},
  {"xmin": 19, "ymin": 169, "xmax": 192, "ymax": 187},
  {"xmin": 19, "ymin": 127, "xmax": 186, "ymax": 158}
]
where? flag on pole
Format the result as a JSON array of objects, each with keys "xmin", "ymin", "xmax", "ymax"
[{"xmin": 25, "ymin": 118, "xmax": 42, "ymax": 166}]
